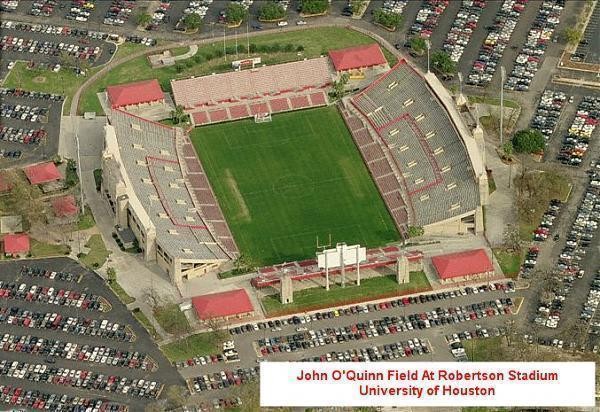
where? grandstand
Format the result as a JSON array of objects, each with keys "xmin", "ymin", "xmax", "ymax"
[
  {"xmin": 170, "ymin": 57, "xmax": 332, "ymax": 126},
  {"xmin": 101, "ymin": 109, "xmax": 238, "ymax": 287},
  {"xmin": 344, "ymin": 59, "xmax": 486, "ymax": 236}
]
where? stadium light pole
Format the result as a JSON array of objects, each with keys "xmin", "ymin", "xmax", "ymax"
[
  {"xmin": 426, "ymin": 39, "xmax": 431, "ymax": 74},
  {"xmin": 500, "ymin": 66, "xmax": 506, "ymax": 146},
  {"xmin": 457, "ymin": 71, "xmax": 463, "ymax": 98}
]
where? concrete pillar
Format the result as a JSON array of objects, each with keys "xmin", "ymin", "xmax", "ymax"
[
  {"xmin": 396, "ymin": 255, "xmax": 409, "ymax": 284},
  {"xmin": 478, "ymin": 173, "xmax": 490, "ymax": 206},
  {"xmin": 475, "ymin": 206, "xmax": 485, "ymax": 235},
  {"xmin": 280, "ymin": 275, "xmax": 293, "ymax": 304}
]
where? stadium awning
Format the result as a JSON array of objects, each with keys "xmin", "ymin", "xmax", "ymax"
[
  {"xmin": 52, "ymin": 195, "xmax": 78, "ymax": 218},
  {"xmin": 24, "ymin": 162, "xmax": 62, "ymax": 185},
  {"xmin": 106, "ymin": 79, "xmax": 164, "ymax": 108},
  {"xmin": 3, "ymin": 233, "xmax": 30, "ymax": 255},
  {"xmin": 431, "ymin": 249, "xmax": 493, "ymax": 280},
  {"xmin": 328, "ymin": 44, "xmax": 387, "ymax": 72},
  {"xmin": 192, "ymin": 289, "xmax": 254, "ymax": 320}
]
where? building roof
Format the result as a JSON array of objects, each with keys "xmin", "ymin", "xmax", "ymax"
[
  {"xmin": 24, "ymin": 162, "xmax": 62, "ymax": 185},
  {"xmin": 192, "ymin": 289, "xmax": 254, "ymax": 320},
  {"xmin": 52, "ymin": 195, "xmax": 78, "ymax": 218},
  {"xmin": 329, "ymin": 44, "xmax": 387, "ymax": 72},
  {"xmin": 3, "ymin": 233, "xmax": 30, "ymax": 255},
  {"xmin": 0, "ymin": 216, "xmax": 23, "ymax": 234},
  {"xmin": 431, "ymin": 249, "xmax": 493, "ymax": 280},
  {"xmin": 106, "ymin": 79, "xmax": 164, "ymax": 108}
]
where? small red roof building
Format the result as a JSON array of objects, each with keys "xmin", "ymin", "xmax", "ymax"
[
  {"xmin": 431, "ymin": 249, "xmax": 493, "ymax": 280},
  {"xmin": 106, "ymin": 79, "xmax": 165, "ymax": 109},
  {"xmin": 3, "ymin": 233, "xmax": 30, "ymax": 255},
  {"xmin": 52, "ymin": 195, "xmax": 78, "ymax": 218},
  {"xmin": 24, "ymin": 162, "xmax": 62, "ymax": 185},
  {"xmin": 192, "ymin": 289, "xmax": 254, "ymax": 320},
  {"xmin": 329, "ymin": 44, "xmax": 387, "ymax": 72}
]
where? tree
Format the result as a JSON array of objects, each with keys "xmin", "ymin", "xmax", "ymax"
[
  {"xmin": 501, "ymin": 141, "xmax": 514, "ymax": 161},
  {"xmin": 106, "ymin": 267, "xmax": 117, "ymax": 284},
  {"xmin": 59, "ymin": 51, "xmax": 76, "ymax": 69},
  {"xmin": 183, "ymin": 13, "xmax": 202, "ymax": 31},
  {"xmin": 259, "ymin": 1, "xmax": 286, "ymax": 20},
  {"xmin": 512, "ymin": 129, "xmax": 545, "ymax": 154},
  {"xmin": 408, "ymin": 226, "xmax": 424, "ymax": 238},
  {"xmin": 330, "ymin": 72, "xmax": 349, "ymax": 101},
  {"xmin": 502, "ymin": 224, "xmax": 521, "ymax": 252},
  {"xmin": 2, "ymin": 170, "xmax": 46, "ymax": 228},
  {"xmin": 164, "ymin": 385, "xmax": 187, "ymax": 409},
  {"xmin": 170, "ymin": 105, "xmax": 188, "ymax": 125},
  {"xmin": 225, "ymin": 2, "xmax": 247, "ymax": 24},
  {"xmin": 350, "ymin": 0, "xmax": 366, "ymax": 15},
  {"xmin": 300, "ymin": 0, "xmax": 328, "ymax": 15},
  {"xmin": 431, "ymin": 50, "xmax": 456, "ymax": 75},
  {"xmin": 136, "ymin": 12, "xmax": 152, "ymax": 27},
  {"xmin": 410, "ymin": 37, "xmax": 427, "ymax": 56},
  {"xmin": 373, "ymin": 9, "xmax": 402, "ymax": 30},
  {"xmin": 562, "ymin": 27, "xmax": 582, "ymax": 46}
]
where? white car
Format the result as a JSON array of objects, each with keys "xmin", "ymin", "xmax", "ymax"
[
  {"xmin": 277, "ymin": 21, "xmax": 288, "ymax": 27},
  {"xmin": 296, "ymin": 20, "xmax": 307, "ymax": 25},
  {"xmin": 7, "ymin": 61, "xmax": 15, "ymax": 70}
]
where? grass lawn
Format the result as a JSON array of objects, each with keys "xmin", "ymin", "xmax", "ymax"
[
  {"xmin": 467, "ymin": 95, "xmax": 520, "ymax": 109},
  {"xmin": 77, "ymin": 206, "xmax": 96, "ymax": 230},
  {"xmin": 79, "ymin": 27, "xmax": 397, "ymax": 115},
  {"xmin": 153, "ymin": 303, "xmax": 191, "ymax": 335},
  {"xmin": 462, "ymin": 337, "xmax": 505, "ymax": 361},
  {"xmin": 161, "ymin": 332, "xmax": 222, "ymax": 362},
  {"xmin": 492, "ymin": 248, "xmax": 522, "ymax": 278},
  {"xmin": 262, "ymin": 272, "xmax": 431, "ymax": 315},
  {"xmin": 108, "ymin": 280, "xmax": 135, "ymax": 305},
  {"xmin": 133, "ymin": 309, "xmax": 159, "ymax": 340},
  {"xmin": 30, "ymin": 239, "xmax": 70, "ymax": 257},
  {"xmin": 191, "ymin": 106, "xmax": 399, "ymax": 266},
  {"xmin": 79, "ymin": 234, "xmax": 110, "ymax": 269}
]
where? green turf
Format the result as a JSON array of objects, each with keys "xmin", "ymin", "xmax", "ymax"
[
  {"xmin": 191, "ymin": 106, "xmax": 399, "ymax": 266},
  {"xmin": 492, "ymin": 248, "xmax": 523, "ymax": 278},
  {"xmin": 262, "ymin": 272, "xmax": 431, "ymax": 315},
  {"xmin": 161, "ymin": 332, "xmax": 222, "ymax": 362}
]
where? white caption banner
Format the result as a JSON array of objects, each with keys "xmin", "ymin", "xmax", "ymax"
[{"xmin": 260, "ymin": 362, "xmax": 595, "ymax": 407}]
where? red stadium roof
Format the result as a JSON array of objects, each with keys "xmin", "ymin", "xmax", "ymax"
[
  {"xmin": 3, "ymin": 233, "xmax": 30, "ymax": 255},
  {"xmin": 106, "ymin": 79, "xmax": 164, "ymax": 108},
  {"xmin": 432, "ymin": 249, "xmax": 493, "ymax": 280},
  {"xmin": 52, "ymin": 195, "xmax": 78, "ymax": 218},
  {"xmin": 192, "ymin": 289, "xmax": 254, "ymax": 320},
  {"xmin": 329, "ymin": 44, "xmax": 387, "ymax": 72},
  {"xmin": 24, "ymin": 162, "xmax": 62, "ymax": 185}
]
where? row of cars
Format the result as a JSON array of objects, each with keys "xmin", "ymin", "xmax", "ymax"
[
  {"xmin": 174, "ymin": 353, "xmax": 224, "ymax": 369},
  {"xmin": 557, "ymin": 96, "xmax": 599, "ymax": 167},
  {"xmin": 0, "ymin": 126, "xmax": 47, "ymax": 145},
  {"xmin": 532, "ymin": 199, "xmax": 562, "ymax": 241},
  {"xmin": 190, "ymin": 366, "xmax": 259, "ymax": 394},
  {"xmin": 0, "ymin": 35, "xmax": 102, "ymax": 63},
  {"xmin": 30, "ymin": 0, "xmax": 57, "ymax": 17},
  {"xmin": 20, "ymin": 265, "xmax": 80, "ymax": 283},
  {"xmin": 0, "ymin": 0, "xmax": 18, "ymax": 12},
  {"xmin": 0, "ymin": 281, "xmax": 106, "ymax": 311},
  {"xmin": 443, "ymin": 0, "xmax": 486, "ymax": 63},
  {"xmin": 0, "ymin": 149, "xmax": 22, "ymax": 159},
  {"xmin": 467, "ymin": 0, "xmax": 526, "ymax": 86},
  {"xmin": 230, "ymin": 282, "xmax": 516, "ymax": 336},
  {"xmin": 518, "ymin": 246, "xmax": 540, "ymax": 279},
  {"xmin": 530, "ymin": 90, "xmax": 568, "ymax": 142},
  {"xmin": 0, "ymin": 102, "xmax": 48, "ymax": 123},
  {"xmin": 103, "ymin": 0, "xmax": 136, "ymax": 26},
  {"xmin": 0, "ymin": 333, "xmax": 152, "ymax": 370},
  {"xmin": 0, "ymin": 360, "xmax": 163, "ymax": 399},
  {"xmin": 581, "ymin": 270, "xmax": 600, "ymax": 325},
  {"xmin": 0, "ymin": 306, "xmax": 135, "ymax": 342},
  {"xmin": 257, "ymin": 298, "xmax": 514, "ymax": 356},
  {"xmin": 302, "ymin": 338, "xmax": 431, "ymax": 362},
  {"xmin": 504, "ymin": 0, "xmax": 564, "ymax": 92},
  {"xmin": 0, "ymin": 385, "xmax": 126, "ymax": 412},
  {"xmin": 175, "ymin": 0, "xmax": 211, "ymax": 31},
  {"xmin": 0, "ymin": 86, "xmax": 64, "ymax": 102},
  {"xmin": 65, "ymin": 0, "xmax": 96, "ymax": 22},
  {"xmin": 378, "ymin": 0, "xmax": 408, "ymax": 15},
  {"xmin": 410, "ymin": 0, "xmax": 450, "ymax": 39}
]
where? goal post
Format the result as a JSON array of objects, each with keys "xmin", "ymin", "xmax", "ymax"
[{"xmin": 254, "ymin": 112, "xmax": 272, "ymax": 123}]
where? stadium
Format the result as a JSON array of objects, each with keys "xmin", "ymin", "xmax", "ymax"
[{"xmin": 100, "ymin": 44, "xmax": 488, "ymax": 288}]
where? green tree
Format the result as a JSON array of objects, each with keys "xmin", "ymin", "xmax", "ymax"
[
  {"xmin": 512, "ymin": 129, "xmax": 545, "ymax": 154},
  {"xmin": 431, "ymin": 50, "xmax": 456, "ymax": 75},
  {"xmin": 183, "ymin": 13, "xmax": 202, "ymax": 30},
  {"xmin": 170, "ymin": 105, "xmax": 188, "ymax": 125},
  {"xmin": 408, "ymin": 226, "xmax": 424, "ymax": 238},
  {"xmin": 502, "ymin": 141, "xmax": 514, "ymax": 161},
  {"xmin": 300, "ymin": 0, "xmax": 328, "ymax": 15},
  {"xmin": 562, "ymin": 27, "xmax": 582, "ymax": 46},
  {"xmin": 136, "ymin": 12, "xmax": 152, "ymax": 27},
  {"xmin": 410, "ymin": 37, "xmax": 427, "ymax": 56},
  {"xmin": 225, "ymin": 2, "xmax": 247, "ymax": 24},
  {"xmin": 351, "ymin": 0, "xmax": 366, "ymax": 15},
  {"xmin": 259, "ymin": 1, "xmax": 286, "ymax": 20},
  {"xmin": 106, "ymin": 267, "xmax": 117, "ymax": 284},
  {"xmin": 373, "ymin": 9, "xmax": 402, "ymax": 30},
  {"xmin": 3, "ymin": 170, "xmax": 46, "ymax": 228},
  {"xmin": 330, "ymin": 73, "xmax": 349, "ymax": 101}
]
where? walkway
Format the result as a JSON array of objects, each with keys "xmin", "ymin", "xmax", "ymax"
[{"xmin": 173, "ymin": 45, "xmax": 198, "ymax": 61}]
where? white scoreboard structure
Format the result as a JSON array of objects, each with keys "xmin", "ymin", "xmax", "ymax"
[
  {"xmin": 317, "ymin": 243, "xmax": 366, "ymax": 290},
  {"xmin": 232, "ymin": 57, "xmax": 261, "ymax": 70}
]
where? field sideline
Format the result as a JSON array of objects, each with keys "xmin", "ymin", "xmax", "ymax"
[{"xmin": 190, "ymin": 106, "xmax": 399, "ymax": 266}]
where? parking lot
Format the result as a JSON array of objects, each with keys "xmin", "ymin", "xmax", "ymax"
[
  {"xmin": 0, "ymin": 258, "xmax": 183, "ymax": 410},
  {"xmin": 572, "ymin": 1, "xmax": 599, "ymax": 64},
  {"xmin": 0, "ymin": 87, "xmax": 62, "ymax": 166}
]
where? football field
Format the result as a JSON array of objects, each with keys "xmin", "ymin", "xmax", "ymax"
[{"xmin": 190, "ymin": 107, "xmax": 399, "ymax": 266}]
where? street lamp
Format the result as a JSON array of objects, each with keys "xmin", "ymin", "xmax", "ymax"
[
  {"xmin": 426, "ymin": 39, "xmax": 431, "ymax": 73},
  {"xmin": 500, "ymin": 66, "xmax": 506, "ymax": 146},
  {"xmin": 457, "ymin": 71, "xmax": 463, "ymax": 98}
]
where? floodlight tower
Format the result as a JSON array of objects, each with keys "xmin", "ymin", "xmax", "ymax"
[
  {"xmin": 500, "ymin": 66, "xmax": 506, "ymax": 145},
  {"xmin": 426, "ymin": 39, "xmax": 431, "ymax": 74}
]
